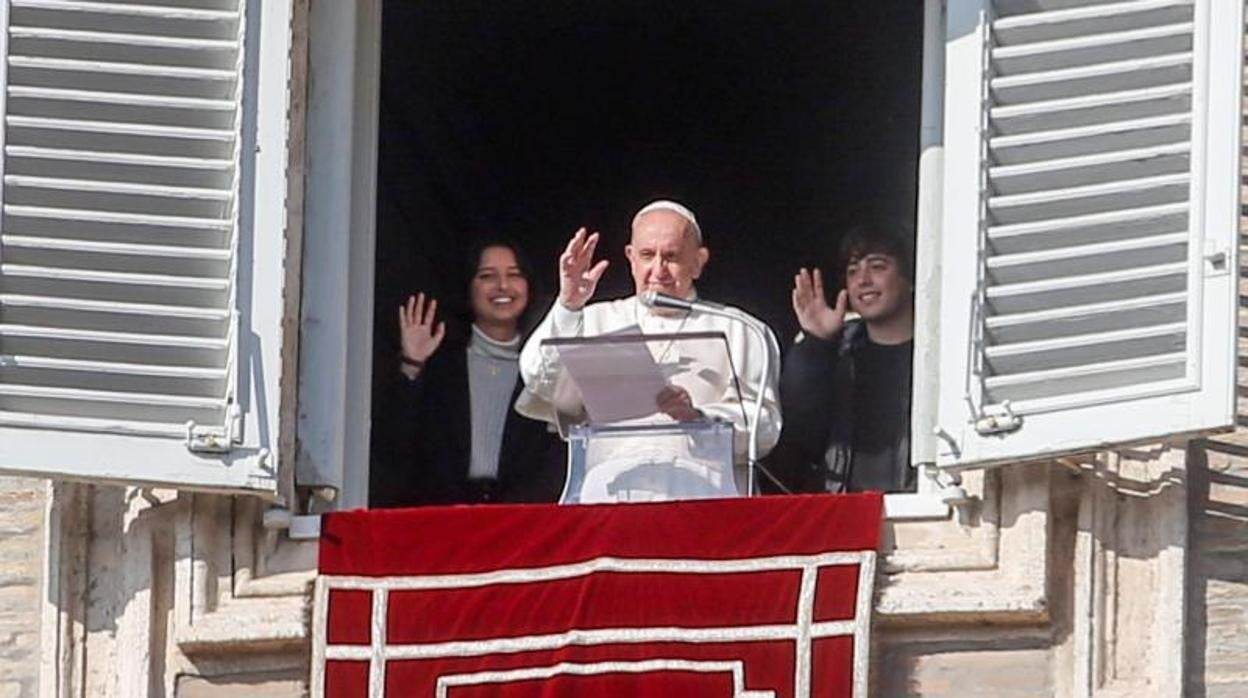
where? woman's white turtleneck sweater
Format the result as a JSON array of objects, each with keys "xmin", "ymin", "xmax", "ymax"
[{"xmin": 466, "ymin": 324, "xmax": 521, "ymax": 479}]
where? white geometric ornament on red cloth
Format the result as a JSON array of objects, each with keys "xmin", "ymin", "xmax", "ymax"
[{"xmin": 312, "ymin": 495, "xmax": 883, "ymax": 698}]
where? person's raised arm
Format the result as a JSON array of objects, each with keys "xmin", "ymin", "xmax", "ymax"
[
  {"xmin": 398, "ymin": 292, "xmax": 446, "ymax": 382},
  {"xmin": 518, "ymin": 228, "xmax": 606, "ymax": 407},
  {"xmin": 781, "ymin": 267, "xmax": 848, "ymax": 461},
  {"xmin": 791, "ymin": 267, "xmax": 847, "ymax": 341},
  {"xmin": 558, "ymin": 227, "xmax": 609, "ymax": 311}
]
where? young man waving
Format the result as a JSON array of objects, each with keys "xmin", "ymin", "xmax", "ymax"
[{"xmin": 778, "ymin": 222, "xmax": 916, "ymax": 493}]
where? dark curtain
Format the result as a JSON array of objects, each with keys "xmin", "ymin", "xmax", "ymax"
[{"xmin": 371, "ymin": 1, "xmax": 923, "ymax": 503}]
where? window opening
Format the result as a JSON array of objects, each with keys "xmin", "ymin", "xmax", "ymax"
[{"xmin": 367, "ymin": 1, "xmax": 925, "ymax": 508}]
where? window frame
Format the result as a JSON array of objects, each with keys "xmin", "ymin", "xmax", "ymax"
[
  {"xmin": 302, "ymin": 0, "xmax": 956, "ymax": 520},
  {"xmin": 297, "ymin": 0, "xmax": 381, "ymax": 510}
]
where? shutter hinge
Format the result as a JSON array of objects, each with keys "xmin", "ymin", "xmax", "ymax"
[
  {"xmin": 184, "ymin": 403, "xmax": 242, "ymax": 453},
  {"xmin": 973, "ymin": 400, "xmax": 1023, "ymax": 437}
]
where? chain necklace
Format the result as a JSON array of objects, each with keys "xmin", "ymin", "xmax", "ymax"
[{"xmin": 634, "ymin": 297, "xmax": 692, "ymax": 364}]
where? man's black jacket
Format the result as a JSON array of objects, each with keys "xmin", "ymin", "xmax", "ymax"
[{"xmin": 771, "ymin": 319, "xmax": 912, "ymax": 493}]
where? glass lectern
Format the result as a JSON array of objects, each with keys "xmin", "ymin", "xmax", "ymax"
[{"xmin": 536, "ymin": 332, "xmax": 747, "ymax": 504}]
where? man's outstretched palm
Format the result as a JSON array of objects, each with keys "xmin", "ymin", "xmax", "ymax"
[
  {"xmin": 559, "ymin": 227, "xmax": 609, "ymax": 311},
  {"xmin": 791, "ymin": 267, "xmax": 848, "ymax": 341}
]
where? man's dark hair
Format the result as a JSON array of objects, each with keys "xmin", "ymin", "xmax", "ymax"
[{"xmin": 837, "ymin": 220, "xmax": 916, "ymax": 284}]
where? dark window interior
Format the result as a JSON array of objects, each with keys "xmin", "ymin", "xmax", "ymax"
[{"xmin": 370, "ymin": 1, "xmax": 923, "ymax": 504}]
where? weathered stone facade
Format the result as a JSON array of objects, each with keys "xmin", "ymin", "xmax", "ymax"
[
  {"xmin": 1187, "ymin": 440, "xmax": 1248, "ymax": 697},
  {"xmin": 0, "ymin": 479, "xmax": 44, "ymax": 698},
  {"xmin": 0, "ymin": 6, "xmax": 1244, "ymax": 698},
  {"xmin": 0, "ymin": 446, "xmax": 1219, "ymax": 697}
]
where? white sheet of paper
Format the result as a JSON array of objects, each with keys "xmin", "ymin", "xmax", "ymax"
[{"xmin": 558, "ymin": 335, "xmax": 667, "ymax": 423}]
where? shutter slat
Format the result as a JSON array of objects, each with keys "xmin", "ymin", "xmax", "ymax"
[
  {"xmin": 992, "ymin": 52, "xmax": 1191, "ymax": 92},
  {"xmin": 985, "ymin": 291, "xmax": 1187, "ymax": 344},
  {"xmin": 4, "ymin": 174, "xmax": 230, "ymax": 200},
  {"xmin": 990, "ymin": 112, "xmax": 1189, "ymax": 150},
  {"xmin": 992, "ymin": 22, "xmax": 1194, "ymax": 60},
  {"xmin": 991, "ymin": 82, "xmax": 1190, "ymax": 121},
  {"xmin": 1, "ymin": 235, "xmax": 230, "ymax": 260},
  {"xmin": 985, "ymin": 322, "xmax": 1186, "ymax": 360},
  {"xmin": 7, "ymin": 56, "xmax": 235, "ymax": 81},
  {"xmin": 989, "ymin": 172, "xmax": 1189, "ymax": 209},
  {"xmin": 1, "ymin": 354, "xmax": 226, "ymax": 380},
  {"xmin": 986, "ymin": 231, "xmax": 1188, "ymax": 283},
  {"xmin": 994, "ymin": 0, "xmax": 1192, "ymax": 29},
  {"xmin": 7, "ymin": 115, "xmax": 234, "ymax": 140},
  {"xmin": 987, "ymin": 201, "xmax": 1188, "ymax": 240},
  {"xmin": 986, "ymin": 261, "xmax": 1186, "ymax": 299},
  {"xmin": 0, "ymin": 384, "xmax": 221, "ymax": 409},
  {"xmin": 9, "ymin": 27, "xmax": 237, "ymax": 51},
  {"xmin": 983, "ymin": 353, "xmax": 1187, "ymax": 405},
  {"xmin": 0, "ymin": 323, "xmax": 227, "ymax": 349},
  {"xmin": 985, "ymin": 354, "xmax": 1186, "ymax": 390},
  {"xmin": 8, "ymin": 85, "xmax": 235, "ymax": 111},
  {"xmin": 0, "ymin": 264, "xmax": 228, "ymax": 289},
  {"xmin": 0, "ymin": 293, "xmax": 230, "ymax": 320},
  {"xmin": 5, "ymin": 204, "xmax": 231, "ymax": 230},
  {"xmin": 0, "ymin": 410, "xmax": 186, "ymax": 438},
  {"xmin": 10, "ymin": 0, "xmax": 240, "ymax": 22},
  {"xmin": 5, "ymin": 145, "xmax": 232, "ymax": 169},
  {"xmin": 989, "ymin": 142, "xmax": 1189, "ymax": 181},
  {"xmin": 986, "ymin": 291, "xmax": 1187, "ymax": 330}
]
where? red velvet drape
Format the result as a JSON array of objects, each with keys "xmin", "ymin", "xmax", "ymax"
[{"xmin": 318, "ymin": 494, "xmax": 882, "ymax": 697}]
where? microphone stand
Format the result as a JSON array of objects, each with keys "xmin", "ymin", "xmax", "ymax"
[{"xmin": 640, "ymin": 292, "xmax": 781, "ymax": 496}]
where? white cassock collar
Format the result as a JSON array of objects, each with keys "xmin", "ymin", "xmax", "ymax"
[{"xmin": 632, "ymin": 293, "xmax": 696, "ymax": 333}]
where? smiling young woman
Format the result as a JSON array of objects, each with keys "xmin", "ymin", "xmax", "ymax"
[{"xmin": 377, "ymin": 240, "xmax": 565, "ymax": 507}]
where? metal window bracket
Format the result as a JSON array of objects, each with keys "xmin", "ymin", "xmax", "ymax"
[
  {"xmin": 184, "ymin": 403, "xmax": 242, "ymax": 453},
  {"xmin": 1204, "ymin": 240, "xmax": 1230, "ymax": 277},
  {"xmin": 974, "ymin": 400, "xmax": 1023, "ymax": 437},
  {"xmin": 913, "ymin": 462, "xmax": 974, "ymax": 510},
  {"xmin": 262, "ymin": 507, "xmax": 322, "ymax": 540}
]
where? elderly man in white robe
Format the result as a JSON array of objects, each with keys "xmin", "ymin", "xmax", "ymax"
[{"xmin": 517, "ymin": 200, "xmax": 781, "ymax": 502}]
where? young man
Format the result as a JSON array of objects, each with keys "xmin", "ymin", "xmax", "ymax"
[{"xmin": 777, "ymin": 222, "xmax": 916, "ymax": 493}]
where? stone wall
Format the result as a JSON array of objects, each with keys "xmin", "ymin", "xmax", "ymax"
[
  {"xmin": 1187, "ymin": 442, "xmax": 1248, "ymax": 697},
  {"xmin": 1181, "ymin": 68, "xmax": 1248, "ymax": 696},
  {"xmin": 0, "ymin": 478, "xmax": 45, "ymax": 697}
]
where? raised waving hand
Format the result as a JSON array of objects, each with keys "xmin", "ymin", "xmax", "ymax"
[
  {"xmin": 558, "ymin": 227, "xmax": 609, "ymax": 311},
  {"xmin": 791, "ymin": 267, "xmax": 848, "ymax": 342},
  {"xmin": 398, "ymin": 292, "xmax": 446, "ymax": 378}
]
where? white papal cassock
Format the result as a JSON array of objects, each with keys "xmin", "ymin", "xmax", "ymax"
[{"xmin": 516, "ymin": 295, "xmax": 781, "ymax": 498}]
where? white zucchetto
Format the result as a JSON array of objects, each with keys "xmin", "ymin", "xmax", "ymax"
[{"xmin": 632, "ymin": 199, "xmax": 703, "ymax": 243}]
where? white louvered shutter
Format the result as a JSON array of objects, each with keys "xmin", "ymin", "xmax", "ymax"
[
  {"xmin": 0, "ymin": 0, "xmax": 292, "ymax": 490},
  {"xmin": 932, "ymin": 0, "xmax": 1242, "ymax": 469}
]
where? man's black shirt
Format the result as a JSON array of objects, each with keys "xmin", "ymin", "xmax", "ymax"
[
  {"xmin": 772, "ymin": 321, "xmax": 916, "ymax": 494},
  {"xmin": 846, "ymin": 338, "xmax": 913, "ymax": 492}
]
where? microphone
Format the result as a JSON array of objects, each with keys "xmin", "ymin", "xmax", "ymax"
[
  {"xmin": 637, "ymin": 290, "xmax": 783, "ymax": 496},
  {"xmin": 639, "ymin": 291, "xmax": 727, "ymax": 313}
]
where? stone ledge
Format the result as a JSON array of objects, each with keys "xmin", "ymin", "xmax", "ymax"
[
  {"xmin": 876, "ymin": 581, "xmax": 1048, "ymax": 626},
  {"xmin": 176, "ymin": 596, "xmax": 309, "ymax": 655}
]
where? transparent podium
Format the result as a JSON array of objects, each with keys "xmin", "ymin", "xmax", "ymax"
[{"xmin": 536, "ymin": 332, "xmax": 747, "ymax": 505}]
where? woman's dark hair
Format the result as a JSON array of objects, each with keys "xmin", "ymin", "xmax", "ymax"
[
  {"xmin": 837, "ymin": 219, "xmax": 916, "ymax": 284},
  {"xmin": 462, "ymin": 237, "xmax": 544, "ymax": 336}
]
